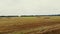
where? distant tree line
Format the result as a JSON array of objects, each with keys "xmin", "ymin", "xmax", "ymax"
[
  {"xmin": 0, "ymin": 16, "xmax": 19, "ymax": 17},
  {"xmin": 21, "ymin": 14, "xmax": 60, "ymax": 17},
  {"xmin": 0, "ymin": 14, "xmax": 60, "ymax": 17}
]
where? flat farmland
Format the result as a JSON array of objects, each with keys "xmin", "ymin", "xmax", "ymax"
[{"xmin": 0, "ymin": 16, "xmax": 60, "ymax": 34}]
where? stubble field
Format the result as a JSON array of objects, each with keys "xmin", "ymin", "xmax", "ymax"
[{"xmin": 0, "ymin": 16, "xmax": 60, "ymax": 34}]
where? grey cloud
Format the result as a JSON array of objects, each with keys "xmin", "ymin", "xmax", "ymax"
[{"xmin": 0, "ymin": 0, "xmax": 60, "ymax": 15}]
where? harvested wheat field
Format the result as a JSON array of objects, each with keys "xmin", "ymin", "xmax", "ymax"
[{"xmin": 0, "ymin": 16, "xmax": 60, "ymax": 34}]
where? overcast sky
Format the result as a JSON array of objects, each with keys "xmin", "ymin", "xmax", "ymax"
[{"xmin": 0, "ymin": 0, "xmax": 60, "ymax": 15}]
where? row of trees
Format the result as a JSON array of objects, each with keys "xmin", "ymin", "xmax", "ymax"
[
  {"xmin": 0, "ymin": 16, "xmax": 18, "ymax": 17},
  {"xmin": 21, "ymin": 14, "xmax": 60, "ymax": 17},
  {"xmin": 0, "ymin": 14, "xmax": 60, "ymax": 17}
]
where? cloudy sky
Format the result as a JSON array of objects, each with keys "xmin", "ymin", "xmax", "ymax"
[{"xmin": 0, "ymin": 0, "xmax": 60, "ymax": 15}]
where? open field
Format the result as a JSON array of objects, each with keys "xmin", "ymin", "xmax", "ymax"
[{"xmin": 0, "ymin": 16, "xmax": 60, "ymax": 34}]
